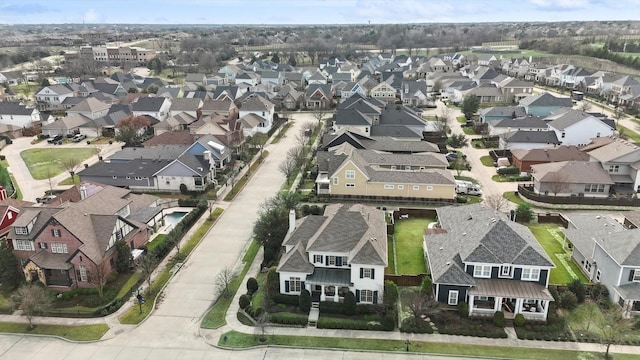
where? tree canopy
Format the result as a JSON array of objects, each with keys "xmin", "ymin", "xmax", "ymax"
[
  {"xmin": 461, "ymin": 94, "xmax": 480, "ymax": 120},
  {"xmin": 116, "ymin": 115, "xmax": 151, "ymax": 147}
]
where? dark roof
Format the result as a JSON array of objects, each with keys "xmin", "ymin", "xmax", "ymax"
[
  {"xmin": 519, "ymin": 92, "xmax": 573, "ymax": 108},
  {"xmin": 504, "ymin": 130, "xmax": 559, "ymax": 144},
  {"xmin": 0, "ymin": 102, "xmax": 35, "ymax": 115},
  {"xmin": 143, "ymin": 130, "xmax": 195, "ymax": 147},
  {"xmin": 131, "ymin": 97, "xmax": 168, "ymax": 112},
  {"xmin": 79, "ymin": 158, "xmax": 168, "ymax": 178},
  {"xmin": 493, "ymin": 115, "xmax": 547, "ymax": 129}
]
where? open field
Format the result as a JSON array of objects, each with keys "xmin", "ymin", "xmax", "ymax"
[{"xmin": 21, "ymin": 148, "xmax": 98, "ymax": 180}]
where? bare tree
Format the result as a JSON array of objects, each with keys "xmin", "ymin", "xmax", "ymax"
[
  {"xmin": 547, "ymin": 172, "xmax": 570, "ymax": 196},
  {"xmin": 13, "ymin": 284, "xmax": 53, "ymax": 329},
  {"xmin": 279, "ymin": 156, "xmax": 297, "ymax": 184},
  {"xmin": 254, "ymin": 311, "xmax": 270, "ymax": 343},
  {"xmin": 215, "ymin": 266, "xmax": 235, "ymax": 298},
  {"xmin": 59, "ymin": 157, "xmax": 81, "ymax": 184},
  {"xmin": 433, "ymin": 107, "xmax": 452, "ymax": 136},
  {"xmin": 577, "ymin": 101, "xmax": 592, "ymax": 112},
  {"xmin": 485, "ymin": 194, "xmax": 509, "ymax": 212},
  {"xmin": 247, "ymin": 133, "xmax": 268, "ymax": 157},
  {"xmin": 406, "ymin": 291, "xmax": 441, "ymax": 321},
  {"xmin": 599, "ymin": 307, "xmax": 633, "ymax": 359},
  {"xmin": 89, "ymin": 261, "xmax": 110, "ymax": 298},
  {"xmin": 451, "ymin": 157, "xmax": 470, "ymax": 176},
  {"xmin": 613, "ymin": 107, "xmax": 625, "ymax": 130},
  {"xmin": 139, "ymin": 255, "xmax": 157, "ymax": 293},
  {"xmin": 312, "ymin": 108, "xmax": 329, "ymax": 123}
]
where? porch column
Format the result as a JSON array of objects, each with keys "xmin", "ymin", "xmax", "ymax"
[
  {"xmin": 468, "ymin": 295, "xmax": 475, "ymax": 316},
  {"xmin": 515, "ymin": 298, "xmax": 523, "ymax": 314},
  {"xmin": 320, "ymin": 285, "xmax": 326, "ymax": 301},
  {"xmin": 333, "ymin": 287, "xmax": 339, "ymax": 302},
  {"xmin": 542, "ymin": 300, "xmax": 549, "ymax": 319},
  {"xmin": 495, "ymin": 297, "xmax": 502, "ymax": 312}
]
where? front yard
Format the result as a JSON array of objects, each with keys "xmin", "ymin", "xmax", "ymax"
[
  {"xmin": 391, "ymin": 218, "xmax": 433, "ymax": 275},
  {"xmin": 528, "ymin": 224, "xmax": 589, "ymax": 285},
  {"xmin": 21, "ymin": 147, "xmax": 99, "ymax": 180}
]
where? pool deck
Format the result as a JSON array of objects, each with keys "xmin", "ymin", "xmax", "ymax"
[{"xmin": 151, "ymin": 207, "xmax": 195, "ymax": 238}]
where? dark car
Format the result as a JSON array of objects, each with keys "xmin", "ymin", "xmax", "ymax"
[
  {"xmin": 47, "ymin": 135, "xmax": 63, "ymax": 144},
  {"xmin": 445, "ymin": 152, "xmax": 459, "ymax": 162}
]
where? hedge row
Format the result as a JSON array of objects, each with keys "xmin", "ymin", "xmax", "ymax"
[
  {"xmin": 319, "ymin": 301, "xmax": 382, "ymax": 315},
  {"xmin": 399, "ymin": 318, "xmax": 434, "ymax": 334},
  {"xmin": 150, "ymin": 200, "xmax": 207, "ymax": 260},
  {"xmin": 438, "ymin": 327, "xmax": 507, "ymax": 338},
  {"xmin": 497, "ymin": 166, "xmax": 520, "ymax": 175},
  {"xmin": 317, "ymin": 317, "xmax": 383, "ymax": 331},
  {"xmin": 272, "ymin": 294, "xmax": 299, "ymax": 306},
  {"xmin": 269, "ymin": 312, "xmax": 308, "ymax": 326}
]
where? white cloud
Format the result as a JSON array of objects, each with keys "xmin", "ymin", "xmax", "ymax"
[
  {"xmin": 83, "ymin": 8, "xmax": 101, "ymax": 23},
  {"xmin": 529, "ymin": 0, "xmax": 590, "ymax": 9}
]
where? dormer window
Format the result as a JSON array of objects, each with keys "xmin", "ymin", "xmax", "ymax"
[{"xmin": 500, "ymin": 265, "xmax": 512, "ymax": 278}]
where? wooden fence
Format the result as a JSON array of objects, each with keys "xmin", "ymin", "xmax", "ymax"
[{"xmin": 385, "ymin": 273, "xmax": 426, "ymax": 287}]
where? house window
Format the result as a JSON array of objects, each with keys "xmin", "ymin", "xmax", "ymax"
[
  {"xmin": 448, "ymin": 290, "xmax": 459, "ymax": 305},
  {"xmin": 346, "ymin": 183, "xmax": 355, "ymax": 188},
  {"xmin": 39, "ymin": 242, "xmax": 48, "ymax": 249},
  {"xmin": 596, "ymin": 270, "xmax": 601, "ymax": 282},
  {"xmin": 333, "ymin": 177, "xmax": 338, "ymax": 185},
  {"xmin": 79, "ymin": 265, "xmax": 88, "ymax": 282},
  {"xmin": 585, "ymin": 184, "xmax": 605, "ymax": 193},
  {"xmin": 14, "ymin": 240, "xmax": 34, "ymax": 251},
  {"xmin": 426, "ymin": 186, "xmax": 433, "ymax": 191},
  {"xmin": 290, "ymin": 277, "xmax": 301, "ymax": 292},
  {"xmin": 608, "ymin": 165, "xmax": 619, "ymax": 173},
  {"xmin": 473, "ymin": 265, "xmax": 491, "ymax": 278},
  {"xmin": 327, "ymin": 256, "xmax": 336, "ymax": 266},
  {"xmin": 633, "ymin": 269, "xmax": 640, "ymax": 282},
  {"xmin": 313, "ymin": 255, "xmax": 323, "ymax": 263},
  {"xmin": 135, "ymin": 176, "xmax": 142, "ymax": 180},
  {"xmin": 500, "ymin": 265, "xmax": 512, "ymax": 278},
  {"xmin": 561, "ymin": 132, "xmax": 565, "ymax": 138},
  {"xmin": 360, "ymin": 289, "xmax": 374, "ymax": 303},
  {"xmin": 405, "ymin": 166, "xmax": 411, "ymax": 170},
  {"xmin": 51, "ymin": 243, "xmax": 68, "ymax": 254},
  {"xmin": 585, "ymin": 261, "xmax": 592, "ymax": 272},
  {"xmin": 15, "ymin": 227, "xmax": 28, "ymax": 235},
  {"xmin": 51, "ymin": 229, "xmax": 61, "ymax": 237},
  {"xmin": 384, "ymin": 184, "xmax": 394, "ymax": 190},
  {"xmin": 390, "ymin": 166, "xmax": 397, "ymax": 170},
  {"xmin": 413, "ymin": 185, "xmax": 420, "ymax": 190},
  {"xmin": 345, "ymin": 170, "xmax": 355, "ymax": 179},
  {"xmin": 521, "ymin": 268, "xmax": 541, "ymax": 281},
  {"xmin": 362, "ymin": 268, "xmax": 374, "ymax": 279},
  {"xmin": 398, "ymin": 185, "xmax": 404, "ymax": 190}
]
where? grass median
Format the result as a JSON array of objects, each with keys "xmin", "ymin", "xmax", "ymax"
[
  {"xmin": 217, "ymin": 330, "xmax": 616, "ymax": 360},
  {"xmin": 224, "ymin": 152, "xmax": 269, "ymax": 201},
  {"xmin": 0, "ymin": 323, "xmax": 109, "ymax": 341}
]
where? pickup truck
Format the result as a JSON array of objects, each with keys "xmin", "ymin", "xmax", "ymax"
[{"xmin": 47, "ymin": 135, "xmax": 63, "ymax": 144}]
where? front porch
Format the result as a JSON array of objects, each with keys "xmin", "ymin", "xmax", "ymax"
[
  {"xmin": 468, "ymin": 279, "xmax": 554, "ymax": 321},
  {"xmin": 24, "ymin": 252, "xmax": 73, "ymax": 288},
  {"xmin": 315, "ymin": 174, "xmax": 330, "ymax": 195},
  {"xmin": 305, "ymin": 268, "xmax": 352, "ymax": 303},
  {"xmin": 615, "ymin": 282, "xmax": 640, "ymax": 318}
]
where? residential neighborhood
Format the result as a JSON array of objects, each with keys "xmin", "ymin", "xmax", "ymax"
[{"xmin": 2, "ymin": 14, "xmax": 640, "ymax": 360}]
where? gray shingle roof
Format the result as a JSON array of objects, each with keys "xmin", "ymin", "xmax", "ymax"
[
  {"xmin": 519, "ymin": 92, "xmax": 573, "ymax": 108},
  {"xmin": 132, "ymin": 97, "xmax": 168, "ymax": 112},
  {"xmin": 504, "ymin": 130, "xmax": 559, "ymax": 144},
  {"xmin": 0, "ymin": 102, "xmax": 35, "ymax": 115}
]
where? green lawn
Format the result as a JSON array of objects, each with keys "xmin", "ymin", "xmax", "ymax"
[
  {"xmin": 528, "ymin": 225, "xmax": 590, "ymax": 285},
  {"xmin": 462, "ymin": 127, "xmax": 475, "ymax": 135},
  {"xmin": 480, "ymin": 156, "xmax": 495, "ymax": 167},
  {"xmin": 503, "ymin": 191, "xmax": 527, "ymax": 206},
  {"xmin": 224, "ymin": 152, "xmax": 269, "ymax": 201},
  {"xmin": 0, "ymin": 323, "xmax": 108, "ymax": 341},
  {"xmin": 393, "ymin": 218, "xmax": 432, "ymax": 275},
  {"xmin": 20, "ymin": 148, "xmax": 98, "ymax": 180},
  {"xmin": 456, "ymin": 116, "xmax": 466, "ymax": 123},
  {"xmin": 218, "ymin": 330, "xmax": 619, "ymax": 359},
  {"xmin": 386, "ymin": 236, "xmax": 396, "ymax": 275},
  {"xmin": 271, "ymin": 123, "xmax": 292, "ymax": 144},
  {"xmin": 618, "ymin": 125, "xmax": 640, "ymax": 143}
]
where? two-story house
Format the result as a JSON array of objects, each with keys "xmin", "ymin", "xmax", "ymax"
[
  {"xmin": 11, "ymin": 186, "xmax": 153, "ymax": 289},
  {"xmin": 0, "ymin": 102, "xmax": 40, "ymax": 128},
  {"xmin": 238, "ymin": 94, "xmax": 275, "ymax": 137},
  {"xmin": 35, "ymin": 84, "xmax": 79, "ymax": 111},
  {"xmin": 518, "ymin": 92, "xmax": 573, "ymax": 118},
  {"xmin": 546, "ymin": 109, "xmax": 615, "ymax": 147},
  {"xmin": 587, "ymin": 138, "xmax": 640, "ymax": 193},
  {"xmin": 562, "ymin": 212, "xmax": 640, "ymax": 317},
  {"xmin": 370, "ymin": 81, "xmax": 397, "ymax": 104},
  {"xmin": 131, "ymin": 96, "xmax": 171, "ymax": 122},
  {"xmin": 315, "ymin": 143, "xmax": 455, "ymax": 201},
  {"xmin": 277, "ymin": 203, "xmax": 387, "ymax": 304},
  {"xmin": 424, "ymin": 203, "xmax": 555, "ymax": 321}
]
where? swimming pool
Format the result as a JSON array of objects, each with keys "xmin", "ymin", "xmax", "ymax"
[{"xmin": 164, "ymin": 211, "xmax": 188, "ymax": 230}]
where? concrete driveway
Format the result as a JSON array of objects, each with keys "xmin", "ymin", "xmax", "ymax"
[{"xmin": 0, "ymin": 137, "xmax": 123, "ymax": 202}]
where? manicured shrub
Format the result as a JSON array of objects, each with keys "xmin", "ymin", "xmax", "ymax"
[
  {"xmin": 493, "ymin": 311, "xmax": 505, "ymax": 327},
  {"xmin": 559, "ymin": 291, "xmax": 578, "ymax": 310},
  {"xmin": 383, "ymin": 280, "xmax": 398, "ymax": 307},
  {"xmin": 458, "ymin": 301, "xmax": 469, "ymax": 316},
  {"xmin": 239, "ymin": 294, "xmax": 251, "ymax": 310},
  {"xmin": 590, "ymin": 283, "xmax": 609, "ymax": 304},
  {"xmin": 399, "ymin": 317, "xmax": 434, "ymax": 334},
  {"xmin": 272, "ymin": 294, "xmax": 299, "ymax": 306},
  {"xmin": 497, "ymin": 166, "xmax": 520, "ymax": 175},
  {"xmin": 299, "ymin": 290, "xmax": 311, "ymax": 313},
  {"xmin": 567, "ymin": 279, "xmax": 586, "ymax": 303},
  {"xmin": 266, "ymin": 266, "xmax": 279, "ymax": 298},
  {"xmin": 514, "ymin": 314, "xmax": 526, "ymax": 327},
  {"xmin": 269, "ymin": 312, "xmax": 307, "ymax": 325},
  {"xmin": 253, "ymin": 307, "xmax": 265, "ymax": 318},
  {"xmin": 246, "ymin": 277, "xmax": 258, "ymax": 295},
  {"xmin": 344, "ymin": 292, "xmax": 356, "ymax": 316},
  {"xmin": 420, "ymin": 275, "xmax": 433, "ymax": 298},
  {"xmin": 382, "ymin": 315, "xmax": 396, "ymax": 331}
]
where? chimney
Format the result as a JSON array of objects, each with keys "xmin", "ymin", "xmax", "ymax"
[
  {"xmin": 288, "ymin": 209, "xmax": 296, "ymax": 234},
  {"xmin": 0, "ymin": 186, "xmax": 6, "ymax": 201},
  {"xmin": 79, "ymin": 185, "xmax": 87, "ymax": 200}
]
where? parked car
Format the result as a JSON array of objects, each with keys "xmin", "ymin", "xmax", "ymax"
[
  {"xmin": 72, "ymin": 134, "xmax": 87, "ymax": 142},
  {"xmin": 47, "ymin": 135, "xmax": 63, "ymax": 144},
  {"xmin": 445, "ymin": 152, "xmax": 459, "ymax": 162}
]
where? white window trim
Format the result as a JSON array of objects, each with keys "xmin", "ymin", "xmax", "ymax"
[
  {"xmin": 474, "ymin": 265, "xmax": 491, "ymax": 278},
  {"xmin": 499, "ymin": 265, "xmax": 512, "ymax": 278},
  {"xmin": 448, "ymin": 290, "xmax": 459, "ymax": 305},
  {"xmin": 14, "ymin": 239, "xmax": 34, "ymax": 251},
  {"xmin": 633, "ymin": 269, "xmax": 640, "ymax": 282},
  {"xmin": 521, "ymin": 268, "xmax": 541, "ymax": 281},
  {"xmin": 51, "ymin": 242, "xmax": 68, "ymax": 254},
  {"xmin": 398, "ymin": 185, "xmax": 404, "ymax": 190},
  {"xmin": 384, "ymin": 184, "xmax": 394, "ymax": 190},
  {"xmin": 426, "ymin": 186, "xmax": 433, "ymax": 191},
  {"xmin": 290, "ymin": 277, "xmax": 301, "ymax": 292},
  {"xmin": 596, "ymin": 270, "xmax": 601, "ymax": 282},
  {"xmin": 363, "ymin": 268, "xmax": 372, "ymax": 279},
  {"xmin": 360, "ymin": 289, "xmax": 374, "ymax": 303},
  {"xmin": 345, "ymin": 170, "xmax": 355, "ymax": 179},
  {"xmin": 346, "ymin": 183, "xmax": 355, "ymax": 188},
  {"xmin": 79, "ymin": 265, "xmax": 88, "ymax": 282},
  {"xmin": 413, "ymin": 185, "xmax": 420, "ymax": 190}
]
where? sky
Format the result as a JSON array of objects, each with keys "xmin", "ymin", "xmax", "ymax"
[{"xmin": 1, "ymin": 0, "xmax": 639, "ymax": 25}]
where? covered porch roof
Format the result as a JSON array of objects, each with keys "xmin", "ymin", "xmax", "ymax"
[
  {"xmin": 306, "ymin": 268, "xmax": 351, "ymax": 286},
  {"xmin": 468, "ymin": 278, "xmax": 554, "ymax": 301},
  {"xmin": 616, "ymin": 282, "xmax": 640, "ymax": 301},
  {"xmin": 29, "ymin": 251, "xmax": 73, "ymax": 270}
]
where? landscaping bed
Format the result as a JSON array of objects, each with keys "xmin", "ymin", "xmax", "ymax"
[{"xmin": 431, "ymin": 311, "xmax": 507, "ymax": 338}]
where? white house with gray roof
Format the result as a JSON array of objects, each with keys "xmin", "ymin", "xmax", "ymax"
[
  {"xmin": 0, "ymin": 102, "xmax": 40, "ymax": 127},
  {"xmin": 545, "ymin": 109, "xmax": 614, "ymax": 147},
  {"xmin": 277, "ymin": 204, "xmax": 387, "ymax": 304},
  {"xmin": 424, "ymin": 204, "xmax": 555, "ymax": 321}
]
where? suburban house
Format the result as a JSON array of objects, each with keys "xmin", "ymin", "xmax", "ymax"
[
  {"xmin": 277, "ymin": 203, "xmax": 387, "ymax": 304},
  {"xmin": 201, "ymin": 99, "xmax": 238, "ymax": 118},
  {"xmin": 561, "ymin": 213, "xmax": 640, "ymax": 317},
  {"xmin": 315, "ymin": 143, "xmax": 455, "ymax": 201},
  {"xmin": 35, "ymin": 84, "xmax": 79, "ymax": 111},
  {"xmin": 479, "ymin": 106, "xmax": 526, "ymax": 124},
  {"xmin": 340, "ymin": 82, "xmax": 367, "ymax": 101},
  {"xmin": 168, "ymin": 98, "xmax": 203, "ymax": 118},
  {"xmin": 322, "ymin": 130, "xmax": 439, "ymax": 154},
  {"xmin": 238, "ymin": 94, "xmax": 275, "ymax": 137},
  {"xmin": 529, "ymin": 161, "xmax": 614, "ymax": 197},
  {"xmin": 586, "ymin": 137, "xmax": 640, "ymax": 193},
  {"xmin": 423, "ymin": 203, "xmax": 555, "ymax": 321},
  {"xmin": 0, "ymin": 102, "xmax": 40, "ymax": 128},
  {"xmin": 488, "ymin": 115, "xmax": 548, "ymax": 136},
  {"xmin": 305, "ymin": 84, "xmax": 333, "ymax": 109},
  {"xmin": 511, "ymin": 146, "xmax": 590, "ymax": 172},
  {"xmin": 0, "ymin": 187, "xmax": 31, "ymax": 244},
  {"xmin": 497, "ymin": 78, "xmax": 535, "ymax": 103},
  {"xmin": 465, "ymin": 85, "xmax": 505, "ymax": 104},
  {"xmin": 275, "ymin": 84, "xmax": 304, "ymax": 110},
  {"xmin": 401, "ymin": 81, "xmax": 430, "ymax": 107},
  {"xmin": 131, "ymin": 96, "xmax": 171, "ymax": 122},
  {"xmin": 370, "ymin": 81, "xmax": 397, "ymax": 103},
  {"xmin": 10, "ymin": 185, "xmax": 156, "ymax": 289},
  {"xmin": 499, "ymin": 130, "xmax": 560, "ymax": 150},
  {"xmin": 546, "ymin": 109, "xmax": 615, "ymax": 147},
  {"xmin": 519, "ymin": 92, "xmax": 573, "ymax": 118}
]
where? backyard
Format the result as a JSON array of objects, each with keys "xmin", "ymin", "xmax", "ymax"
[
  {"xmin": 21, "ymin": 147, "xmax": 99, "ymax": 180},
  {"xmin": 390, "ymin": 217, "xmax": 433, "ymax": 275},
  {"xmin": 528, "ymin": 224, "xmax": 590, "ymax": 285}
]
